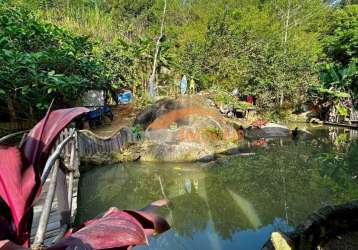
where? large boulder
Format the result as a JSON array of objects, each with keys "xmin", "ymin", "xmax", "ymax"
[
  {"xmin": 135, "ymin": 97, "xmax": 241, "ymax": 162},
  {"xmin": 134, "ymin": 98, "xmax": 187, "ymax": 128}
]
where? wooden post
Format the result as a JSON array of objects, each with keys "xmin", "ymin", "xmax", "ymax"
[
  {"xmin": 41, "ymin": 131, "xmax": 74, "ymax": 185},
  {"xmin": 55, "ymin": 161, "xmax": 70, "ymax": 227},
  {"xmin": 67, "ymin": 135, "xmax": 76, "ymax": 212},
  {"xmin": 51, "ymin": 161, "xmax": 71, "ymax": 245},
  {"xmin": 33, "ymin": 160, "xmax": 60, "ymax": 248}
]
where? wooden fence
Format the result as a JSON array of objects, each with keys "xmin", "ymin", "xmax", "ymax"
[
  {"xmin": 350, "ymin": 107, "xmax": 358, "ymax": 123},
  {"xmin": 77, "ymin": 127, "xmax": 137, "ymax": 156}
]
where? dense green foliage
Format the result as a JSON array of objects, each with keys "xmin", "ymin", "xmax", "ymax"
[
  {"xmin": 1, "ymin": 0, "xmax": 357, "ymax": 123},
  {"xmin": 323, "ymin": 4, "xmax": 357, "ymax": 65},
  {"xmin": 320, "ymin": 4, "xmax": 358, "ymax": 98},
  {"xmin": 0, "ymin": 4, "xmax": 106, "ymax": 121}
]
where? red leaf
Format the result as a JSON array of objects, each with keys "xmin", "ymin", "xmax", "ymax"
[
  {"xmin": 0, "ymin": 240, "xmax": 29, "ymax": 250},
  {"xmin": 21, "ymin": 108, "xmax": 89, "ymax": 175},
  {"xmin": 0, "ymin": 108, "xmax": 88, "ymax": 245},
  {"xmin": 50, "ymin": 207, "xmax": 170, "ymax": 250}
]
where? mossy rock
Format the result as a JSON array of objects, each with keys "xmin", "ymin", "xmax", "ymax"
[
  {"xmin": 140, "ymin": 140, "xmax": 215, "ymax": 162},
  {"xmin": 112, "ymin": 144, "xmax": 142, "ymax": 162}
]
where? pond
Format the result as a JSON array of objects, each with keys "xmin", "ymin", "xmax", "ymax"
[{"xmin": 75, "ymin": 125, "xmax": 358, "ymax": 250}]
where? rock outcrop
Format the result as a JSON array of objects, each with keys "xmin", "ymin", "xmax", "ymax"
[
  {"xmin": 136, "ymin": 97, "xmax": 241, "ymax": 162},
  {"xmin": 245, "ymin": 123, "xmax": 290, "ymax": 139}
]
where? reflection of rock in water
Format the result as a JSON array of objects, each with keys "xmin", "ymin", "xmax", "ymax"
[
  {"xmin": 199, "ymin": 174, "xmax": 222, "ymax": 250},
  {"xmin": 170, "ymin": 193, "xmax": 209, "ymax": 237}
]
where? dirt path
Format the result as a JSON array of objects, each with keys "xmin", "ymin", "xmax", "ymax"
[{"xmin": 91, "ymin": 104, "xmax": 138, "ymax": 137}]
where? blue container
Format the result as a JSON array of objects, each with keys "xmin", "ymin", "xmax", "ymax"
[{"xmin": 118, "ymin": 90, "xmax": 132, "ymax": 104}]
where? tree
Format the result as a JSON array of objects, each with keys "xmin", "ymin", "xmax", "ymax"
[
  {"xmin": 319, "ymin": 4, "xmax": 358, "ymax": 98},
  {"xmin": 148, "ymin": 0, "xmax": 167, "ymax": 98},
  {"xmin": 322, "ymin": 4, "xmax": 358, "ymax": 65}
]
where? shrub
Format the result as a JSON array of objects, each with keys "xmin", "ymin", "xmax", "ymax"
[{"xmin": 0, "ymin": 4, "xmax": 107, "ymax": 121}]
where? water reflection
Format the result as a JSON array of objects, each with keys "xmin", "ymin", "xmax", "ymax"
[{"xmin": 76, "ymin": 126, "xmax": 358, "ymax": 250}]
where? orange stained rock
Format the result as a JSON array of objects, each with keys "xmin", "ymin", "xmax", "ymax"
[
  {"xmin": 147, "ymin": 107, "xmax": 223, "ymax": 130},
  {"xmin": 147, "ymin": 107, "xmax": 239, "ymax": 144}
]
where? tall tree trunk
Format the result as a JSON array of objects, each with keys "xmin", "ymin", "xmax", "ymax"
[
  {"xmin": 280, "ymin": 91, "xmax": 284, "ymax": 107},
  {"xmin": 148, "ymin": 0, "xmax": 167, "ymax": 98},
  {"xmin": 283, "ymin": 1, "xmax": 290, "ymax": 54},
  {"xmin": 280, "ymin": 0, "xmax": 291, "ymax": 107},
  {"xmin": 44, "ymin": 0, "xmax": 48, "ymax": 19},
  {"xmin": 6, "ymin": 96, "xmax": 16, "ymax": 123}
]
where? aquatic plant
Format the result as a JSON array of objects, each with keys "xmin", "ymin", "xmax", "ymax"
[{"xmin": 131, "ymin": 124, "xmax": 145, "ymax": 140}]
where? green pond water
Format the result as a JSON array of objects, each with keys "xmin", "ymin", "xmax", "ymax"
[{"xmin": 76, "ymin": 125, "xmax": 358, "ymax": 250}]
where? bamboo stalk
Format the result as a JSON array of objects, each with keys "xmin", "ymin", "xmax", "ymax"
[
  {"xmin": 19, "ymin": 132, "xmax": 28, "ymax": 148},
  {"xmin": 33, "ymin": 160, "xmax": 60, "ymax": 248},
  {"xmin": 41, "ymin": 131, "xmax": 74, "ymax": 185},
  {"xmin": 0, "ymin": 130, "xmax": 29, "ymax": 144},
  {"xmin": 67, "ymin": 137, "xmax": 76, "ymax": 212},
  {"xmin": 56, "ymin": 161, "xmax": 70, "ymax": 224},
  {"xmin": 74, "ymin": 130, "xmax": 80, "ymax": 177}
]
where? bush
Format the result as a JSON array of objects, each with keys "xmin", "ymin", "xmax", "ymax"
[
  {"xmin": 210, "ymin": 87, "xmax": 253, "ymax": 110},
  {"xmin": 0, "ymin": 4, "xmax": 107, "ymax": 121},
  {"xmin": 263, "ymin": 107, "xmax": 290, "ymax": 122}
]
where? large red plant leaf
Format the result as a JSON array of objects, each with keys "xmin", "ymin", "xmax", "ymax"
[
  {"xmin": 0, "ymin": 204, "xmax": 170, "ymax": 250},
  {"xmin": 21, "ymin": 107, "xmax": 89, "ymax": 175},
  {"xmin": 0, "ymin": 108, "xmax": 88, "ymax": 245},
  {"xmin": 49, "ymin": 206, "xmax": 170, "ymax": 250}
]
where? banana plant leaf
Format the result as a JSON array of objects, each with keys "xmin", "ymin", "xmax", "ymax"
[{"xmin": 0, "ymin": 107, "xmax": 88, "ymax": 246}]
